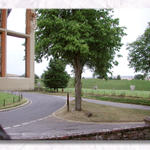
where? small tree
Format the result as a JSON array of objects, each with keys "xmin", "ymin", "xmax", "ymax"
[
  {"xmin": 42, "ymin": 59, "xmax": 70, "ymax": 92},
  {"xmin": 117, "ymin": 75, "xmax": 121, "ymax": 80},
  {"xmin": 35, "ymin": 74, "xmax": 39, "ymax": 84},
  {"xmin": 134, "ymin": 74, "xmax": 146, "ymax": 80}
]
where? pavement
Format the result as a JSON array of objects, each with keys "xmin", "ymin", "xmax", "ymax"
[{"xmin": 0, "ymin": 92, "xmax": 150, "ymax": 140}]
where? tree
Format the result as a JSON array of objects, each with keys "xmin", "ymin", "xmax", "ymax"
[
  {"xmin": 117, "ymin": 75, "xmax": 121, "ymax": 80},
  {"xmin": 127, "ymin": 23, "xmax": 150, "ymax": 74},
  {"xmin": 42, "ymin": 59, "xmax": 70, "ymax": 91},
  {"xmin": 35, "ymin": 9, "xmax": 126, "ymax": 111},
  {"xmin": 35, "ymin": 74, "xmax": 39, "ymax": 84},
  {"xmin": 134, "ymin": 74, "xmax": 145, "ymax": 80}
]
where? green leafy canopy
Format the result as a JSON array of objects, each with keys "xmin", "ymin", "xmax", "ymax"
[
  {"xmin": 127, "ymin": 23, "xmax": 150, "ymax": 74},
  {"xmin": 35, "ymin": 9, "xmax": 126, "ymax": 78}
]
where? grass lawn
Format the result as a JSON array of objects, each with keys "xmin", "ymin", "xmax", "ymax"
[
  {"xmin": 0, "ymin": 92, "xmax": 27, "ymax": 110},
  {"xmin": 55, "ymin": 100, "xmax": 150, "ymax": 122}
]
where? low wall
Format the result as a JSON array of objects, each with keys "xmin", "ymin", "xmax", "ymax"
[
  {"xmin": 49, "ymin": 126, "xmax": 150, "ymax": 140},
  {"xmin": 0, "ymin": 77, "xmax": 34, "ymax": 90}
]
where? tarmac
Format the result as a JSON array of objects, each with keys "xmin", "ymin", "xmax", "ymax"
[{"xmin": 3, "ymin": 93, "xmax": 150, "ymax": 140}]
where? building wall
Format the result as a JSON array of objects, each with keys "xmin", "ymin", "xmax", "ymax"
[{"xmin": 0, "ymin": 9, "xmax": 35, "ymax": 91}]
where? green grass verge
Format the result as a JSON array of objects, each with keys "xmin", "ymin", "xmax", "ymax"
[
  {"xmin": 65, "ymin": 88, "xmax": 150, "ymax": 106},
  {"xmin": 0, "ymin": 99, "xmax": 27, "ymax": 110},
  {"xmin": 55, "ymin": 100, "xmax": 150, "ymax": 122},
  {"xmin": 0, "ymin": 92, "xmax": 27, "ymax": 110}
]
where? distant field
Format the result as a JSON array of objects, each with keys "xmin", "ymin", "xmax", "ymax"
[
  {"xmin": 35, "ymin": 78, "xmax": 150, "ymax": 105},
  {"xmin": 64, "ymin": 88, "xmax": 150, "ymax": 99},
  {"xmin": 67, "ymin": 78, "xmax": 150, "ymax": 91}
]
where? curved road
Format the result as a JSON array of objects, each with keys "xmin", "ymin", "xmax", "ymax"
[
  {"xmin": 0, "ymin": 92, "xmax": 67, "ymax": 128},
  {"xmin": 1, "ymin": 92, "xmax": 150, "ymax": 129},
  {"xmin": 1, "ymin": 92, "xmax": 150, "ymax": 139}
]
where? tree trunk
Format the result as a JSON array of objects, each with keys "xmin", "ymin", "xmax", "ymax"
[{"xmin": 74, "ymin": 54, "xmax": 83, "ymax": 111}]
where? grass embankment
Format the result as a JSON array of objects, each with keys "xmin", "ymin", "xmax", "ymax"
[
  {"xmin": 55, "ymin": 100, "xmax": 150, "ymax": 122},
  {"xmin": 0, "ymin": 92, "xmax": 27, "ymax": 110},
  {"xmin": 67, "ymin": 78, "xmax": 150, "ymax": 91}
]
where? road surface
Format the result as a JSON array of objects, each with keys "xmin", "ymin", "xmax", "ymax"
[{"xmin": 0, "ymin": 92, "xmax": 67, "ymax": 128}]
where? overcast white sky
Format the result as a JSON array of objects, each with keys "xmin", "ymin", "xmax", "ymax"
[{"xmin": 6, "ymin": 8, "xmax": 150, "ymax": 77}]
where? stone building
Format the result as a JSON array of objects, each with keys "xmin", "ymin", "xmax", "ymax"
[{"xmin": 0, "ymin": 9, "xmax": 35, "ymax": 90}]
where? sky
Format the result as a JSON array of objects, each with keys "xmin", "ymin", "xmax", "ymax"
[
  {"xmin": 111, "ymin": 8, "xmax": 150, "ymax": 77},
  {"xmin": 7, "ymin": 9, "xmax": 26, "ymax": 76},
  {"xmin": 6, "ymin": 8, "xmax": 150, "ymax": 77}
]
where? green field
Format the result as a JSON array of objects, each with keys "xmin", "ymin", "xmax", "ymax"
[
  {"xmin": 0, "ymin": 92, "xmax": 25, "ymax": 109},
  {"xmin": 67, "ymin": 78, "xmax": 150, "ymax": 91},
  {"xmin": 64, "ymin": 88, "xmax": 150, "ymax": 98},
  {"xmin": 35, "ymin": 78, "xmax": 150, "ymax": 106}
]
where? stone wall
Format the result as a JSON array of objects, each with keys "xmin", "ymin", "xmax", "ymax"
[{"xmin": 49, "ymin": 126, "xmax": 150, "ymax": 140}]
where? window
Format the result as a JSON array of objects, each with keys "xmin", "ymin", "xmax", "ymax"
[
  {"xmin": 0, "ymin": 9, "xmax": 32, "ymax": 78},
  {"xmin": 7, "ymin": 9, "xmax": 26, "ymax": 34},
  {"xmin": 7, "ymin": 36, "xmax": 25, "ymax": 77},
  {"xmin": 7, "ymin": 9, "xmax": 26, "ymax": 77}
]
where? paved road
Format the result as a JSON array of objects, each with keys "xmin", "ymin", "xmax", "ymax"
[
  {"xmin": 0, "ymin": 92, "xmax": 67, "ymax": 128},
  {"xmin": 0, "ymin": 92, "xmax": 150, "ymax": 139},
  {"xmin": 1, "ymin": 92, "xmax": 150, "ymax": 129}
]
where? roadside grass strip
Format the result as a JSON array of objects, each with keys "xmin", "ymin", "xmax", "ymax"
[
  {"xmin": 83, "ymin": 95, "xmax": 150, "ymax": 106},
  {"xmin": 0, "ymin": 92, "xmax": 27, "ymax": 110},
  {"xmin": 55, "ymin": 100, "xmax": 150, "ymax": 123}
]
